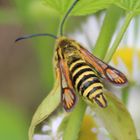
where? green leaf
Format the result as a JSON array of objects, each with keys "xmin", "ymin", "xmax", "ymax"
[
  {"xmin": 29, "ymin": 79, "xmax": 61, "ymax": 140},
  {"xmin": 43, "ymin": 0, "xmax": 74, "ymax": 15},
  {"xmin": 43, "ymin": 0, "xmax": 114, "ymax": 16},
  {"xmin": 57, "ymin": 115, "xmax": 69, "ymax": 133},
  {"xmin": 90, "ymin": 92, "xmax": 137, "ymax": 140},
  {"xmin": 115, "ymin": 0, "xmax": 140, "ymax": 14},
  {"xmin": 72, "ymin": 0, "xmax": 114, "ymax": 16}
]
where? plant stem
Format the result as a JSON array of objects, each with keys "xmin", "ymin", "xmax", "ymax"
[
  {"xmin": 104, "ymin": 13, "xmax": 134, "ymax": 62},
  {"xmin": 122, "ymin": 86, "xmax": 130, "ymax": 105},
  {"xmin": 94, "ymin": 6, "xmax": 123, "ymax": 59},
  {"xmin": 63, "ymin": 99, "xmax": 86, "ymax": 140}
]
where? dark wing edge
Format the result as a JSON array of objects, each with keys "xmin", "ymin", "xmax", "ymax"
[
  {"xmin": 79, "ymin": 46, "xmax": 128, "ymax": 86},
  {"xmin": 58, "ymin": 59, "xmax": 77, "ymax": 112}
]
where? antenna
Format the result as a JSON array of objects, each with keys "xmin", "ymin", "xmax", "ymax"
[
  {"xmin": 60, "ymin": 0, "xmax": 79, "ymax": 36},
  {"xmin": 15, "ymin": 33, "xmax": 57, "ymax": 42},
  {"xmin": 15, "ymin": 0, "xmax": 79, "ymax": 42}
]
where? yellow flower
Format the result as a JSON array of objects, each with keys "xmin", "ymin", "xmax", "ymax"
[
  {"xmin": 79, "ymin": 115, "xmax": 97, "ymax": 140},
  {"xmin": 78, "ymin": 107, "xmax": 110, "ymax": 140},
  {"xmin": 112, "ymin": 47, "xmax": 140, "ymax": 83}
]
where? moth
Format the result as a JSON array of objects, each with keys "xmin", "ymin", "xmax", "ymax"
[
  {"xmin": 16, "ymin": 0, "xmax": 128, "ymax": 112},
  {"xmin": 54, "ymin": 36, "xmax": 127, "ymax": 111}
]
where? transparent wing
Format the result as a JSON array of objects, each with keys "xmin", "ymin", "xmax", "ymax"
[
  {"xmin": 58, "ymin": 59, "xmax": 77, "ymax": 112},
  {"xmin": 79, "ymin": 46, "xmax": 128, "ymax": 85}
]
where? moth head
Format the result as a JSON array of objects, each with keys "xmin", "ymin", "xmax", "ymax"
[
  {"xmin": 57, "ymin": 37, "xmax": 77, "ymax": 51},
  {"xmin": 57, "ymin": 37, "xmax": 70, "ymax": 47}
]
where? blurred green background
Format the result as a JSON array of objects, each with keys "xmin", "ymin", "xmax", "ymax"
[{"xmin": 0, "ymin": 0, "xmax": 60, "ymax": 139}]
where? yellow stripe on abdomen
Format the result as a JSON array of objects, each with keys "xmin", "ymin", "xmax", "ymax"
[
  {"xmin": 69, "ymin": 60, "xmax": 85, "ymax": 71},
  {"xmin": 68, "ymin": 57, "xmax": 105, "ymax": 107},
  {"xmin": 72, "ymin": 65, "xmax": 90, "ymax": 77},
  {"xmin": 83, "ymin": 83, "xmax": 103, "ymax": 97},
  {"xmin": 75, "ymin": 71, "xmax": 94, "ymax": 87},
  {"xmin": 89, "ymin": 89, "xmax": 103, "ymax": 99}
]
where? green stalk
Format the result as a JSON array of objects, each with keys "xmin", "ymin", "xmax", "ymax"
[
  {"xmin": 93, "ymin": 6, "xmax": 123, "ymax": 59},
  {"xmin": 122, "ymin": 86, "xmax": 130, "ymax": 105},
  {"xmin": 104, "ymin": 13, "xmax": 134, "ymax": 62},
  {"xmin": 63, "ymin": 99, "xmax": 86, "ymax": 140}
]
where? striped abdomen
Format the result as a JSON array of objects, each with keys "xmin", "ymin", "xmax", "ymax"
[{"xmin": 68, "ymin": 58, "xmax": 107, "ymax": 107}]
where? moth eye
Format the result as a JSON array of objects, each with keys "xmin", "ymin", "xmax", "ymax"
[{"xmin": 59, "ymin": 40, "xmax": 69, "ymax": 46}]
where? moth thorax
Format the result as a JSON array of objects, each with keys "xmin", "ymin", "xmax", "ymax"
[{"xmin": 57, "ymin": 37, "xmax": 70, "ymax": 47}]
